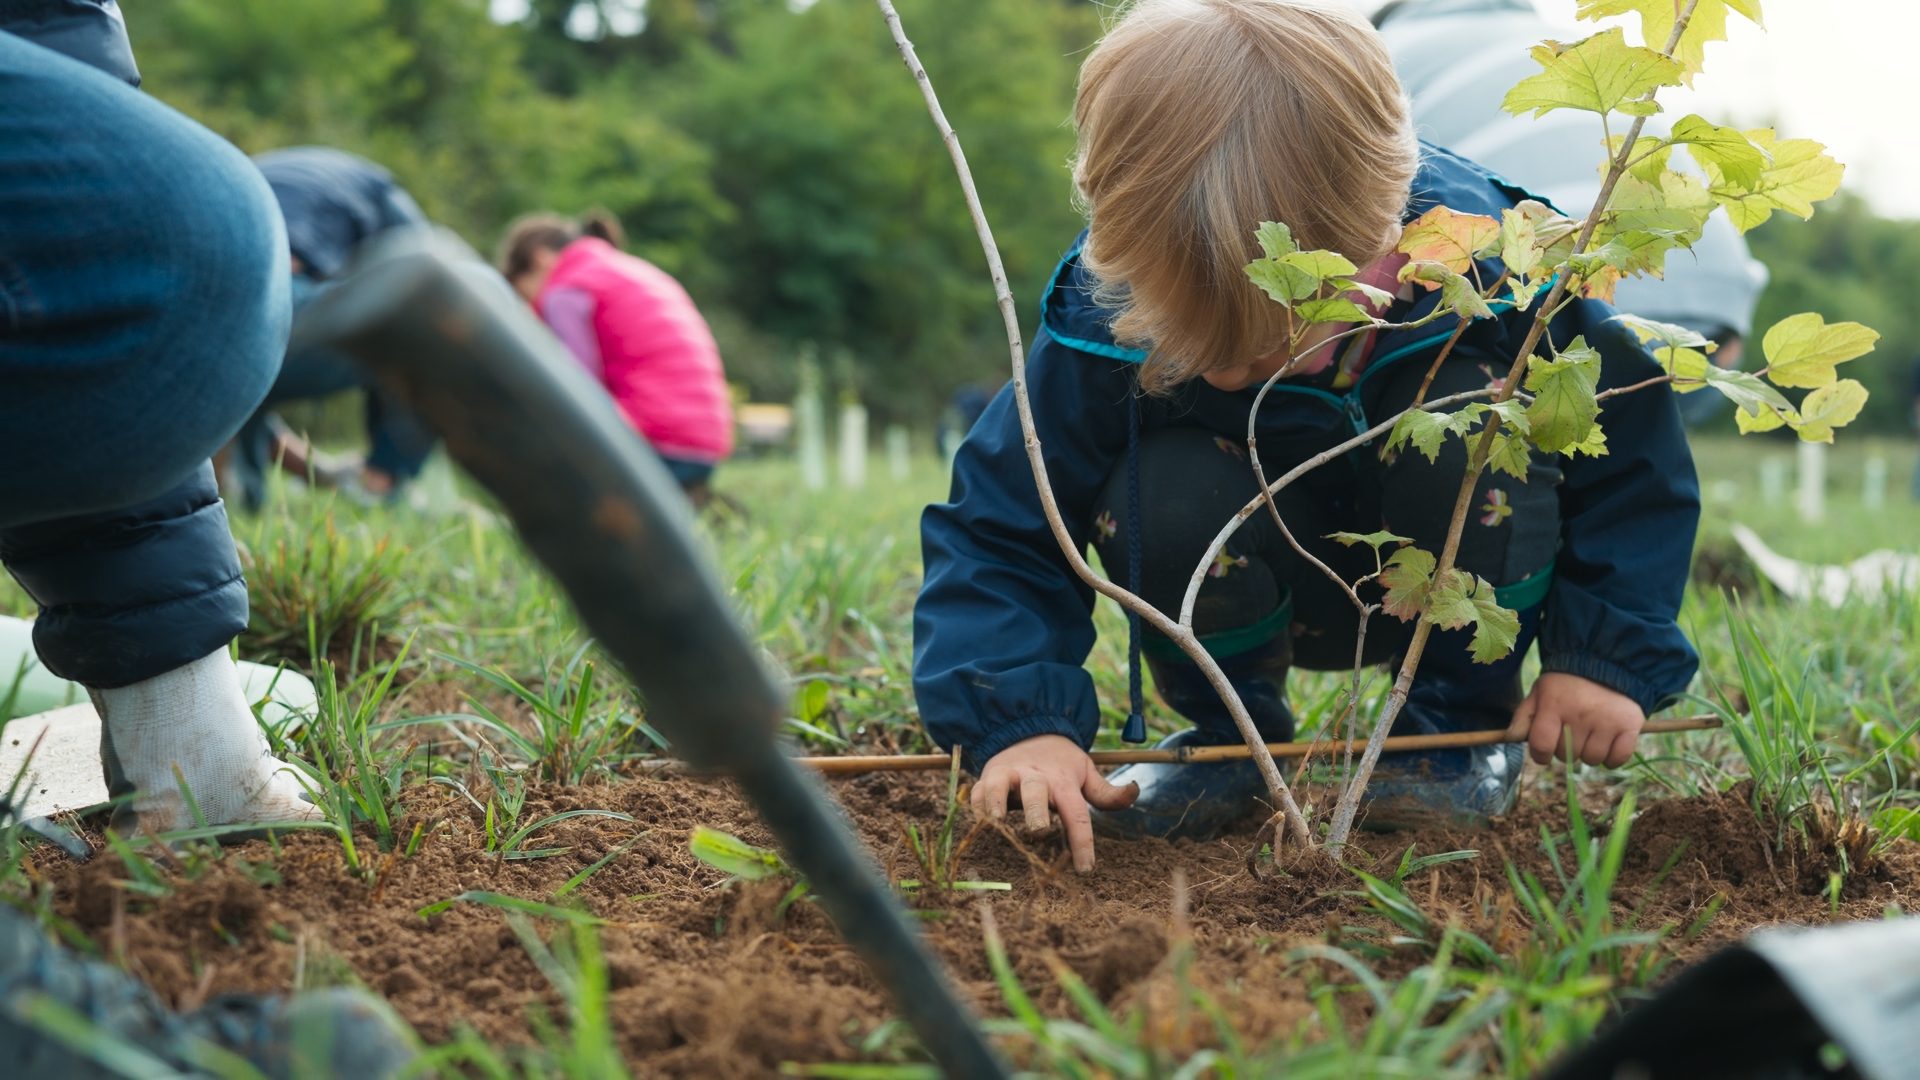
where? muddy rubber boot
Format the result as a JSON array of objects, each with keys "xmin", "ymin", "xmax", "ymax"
[
  {"xmin": 89, "ymin": 647, "xmax": 322, "ymax": 834},
  {"xmin": 184, "ymin": 989, "xmax": 418, "ymax": 1079},
  {"xmin": 1091, "ymin": 622, "xmax": 1294, "ymax": 841},
  {"xmin": 0, "ymin": 905, "xmax": 416, "ymax": 1078},
  {"xmin": 1358, "ymin": 605, "xmax": 1541, "ymax": 832}
]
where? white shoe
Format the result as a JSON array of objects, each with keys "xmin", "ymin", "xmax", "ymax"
[{"xmin": 90, "ymin": 648, "xmax": 323, "ymax": 834}]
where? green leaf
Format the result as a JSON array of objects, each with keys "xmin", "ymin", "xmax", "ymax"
[
  {"xmin": 690, "ymin": 826, "xmax": 788, "ymax": 881},
  {"xmin": 1498, "ymin": 207, "xmax": 1541, "ymax": 278},
  {"xmin": 1379, "ymin": 547, "xmax": 1437, "ymax": 622},
  {"xmin": 1254, "ymin": 220, "xmax": 1297, "ymax": 260},
  {"xmin": 1600, "ymin": 171, "xmax": 1714, "ymax": 275},
  {"xmin": 1577, "ymin": 0, "xmax": 1764, "ymax": 86},
  {"xmin": 1400, "ymin": 261, "xmax": 1495, "ymax": 320},
  {"xmin": 1296, "ymin": 296, "xmax": 1377, "ymax": 325},
  {"xmin": 1523, "ymin": 340, "xmax": 1603, "ymax": 452},
  {"xmin": 1397, "ymin": 206, "xmax": 1501, "ymax": 274},
  {"xmin": 1762, "ymin": 312, "xmax": 1879, "ymax": 388},
  {"xmin": 1501, "ymin": 29, "xmax": 1683, "ymax": 119},
  {"xmin": 1279, "ymin": 249, "xmax": 1358, "ymax": 280},
  {"xmin": 1245, "ymin": 259, "xmax": 1318, "ymax": 305},
  {"xmin": 1612, "ymin": 313, "xmax": 1714, "ymax": 351},
  {"xmin": 1326, "ymin": 530, "xmax": 1413, "ymax": 553},
  {"xmin": 1487, "ymin": 432, "xmax": 1532, "ymax": 480},
  {"xmin": 1735, "ymin": 401, "xmax": 1790, "ymax": 434},
  {"xmin": 1424, "ymin": 571, "xmax": 1521, "ymax": 663},
  {"xmin": 1699, "ymin": 365, "xmax": 1793, "ymax": 417},
  {"xmin": 1668, "ymin": 114, "xmax": 1767, "ymax": 189},
  {"xmin": 1658, "ymin": 346, "xmax": 1712, "ymax": 387},
  {"xmin": 1708, "ymin": 130, "xmax": 1845, "ymax": 232},
  {"xmin": 1793, "ymin": 379, "xmax": 1869, "ymax": 443},
  {"xmin": 1566, "ymin": 422, "xmax": 1610, "ymax": 457},
  {"xmin": 1331, "ymin": 276, "xmax": 1396, "ymax": 310},
  {"xmin": 1388, "ymin": 408, "xmax": 1450, "ymax": 463},
  {"xmin": 798, "ymin": 678, "xmax": 830, "ymax": 724}
]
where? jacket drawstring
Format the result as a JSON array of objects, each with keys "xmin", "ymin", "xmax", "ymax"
[{"xmin": 1123, "ymin": 384, "xmax": 1147, "ymax": 744}]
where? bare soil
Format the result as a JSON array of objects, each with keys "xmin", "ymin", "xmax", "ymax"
[{"xmin": 38, "ymin": 767, "xmax": 1920, "ymax": 1077}]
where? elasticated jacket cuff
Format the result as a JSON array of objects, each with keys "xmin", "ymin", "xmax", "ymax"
[
  {"xmin": 962, "ymin": 712, "xmax": 1087, "ymax": 775},
  {"xmin": 1, "ymin": 464, "xmax": 248, "ymax": 688},
  {"xmin": 1540, "ymin": 650, "xmax": 1670, "ymax": 717}
]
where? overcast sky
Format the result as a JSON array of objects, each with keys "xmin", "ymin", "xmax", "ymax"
[{"xmin": 1367, "ymin": 0, "xmax": 1920, "ymax": 218}]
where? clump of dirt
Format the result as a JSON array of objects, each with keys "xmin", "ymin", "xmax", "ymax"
[{"xmin": 35, "ymin": 767, "xmax": 1920, "ymax": 1076}]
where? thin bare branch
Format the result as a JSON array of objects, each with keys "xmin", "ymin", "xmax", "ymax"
[
  {"xmin": 869, "ymin": 0, "xmax": 1318, "ymax": 844},
  {"xmin": 1178, "ymin": 386, "xmax": 1501, "ymax": 628}
]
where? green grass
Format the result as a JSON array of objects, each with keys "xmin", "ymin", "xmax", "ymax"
[{"xmin": 3, "ymin": 436, "xmax": 1920, "ymax": 1074}]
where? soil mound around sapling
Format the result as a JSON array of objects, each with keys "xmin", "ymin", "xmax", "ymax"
[{"xmin": 38, "ymin": 769, "xmax": 1920, "ymax": 1076}]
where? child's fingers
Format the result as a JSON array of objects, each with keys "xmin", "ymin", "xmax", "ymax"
[
  {"xmin": 1527, "ymin": 709, "xmax": 1566, "ymax": 766},
  {"xmin": 1020, "ymin": 773, "xmax": 1053, "ymax": 834},
  {"xmin": 1051, "ymin": 779, "xmax": 1097, "ymax": 872},
  {"xmin": 972, "ymin": 768, "xmax": 1010, "ymax": 820},
  {"xmin": 1603, "ymin": 728, "xmax": 1639, "ymax": 769},
  {"xmin": 1082, "ymin": 770, "xmax": 1139, "ymax": 811}
]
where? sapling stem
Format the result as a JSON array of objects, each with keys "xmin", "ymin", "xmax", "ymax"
[
  {"xmin": 870, "ymin": 0, "xmax": 1316, "ymax": 846},
  {"xmin": 1321, "ymin": 0, "xmax": 1709, "ymax": 854}
]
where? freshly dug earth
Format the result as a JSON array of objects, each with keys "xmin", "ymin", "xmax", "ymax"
[{"xmin": 40, "ymin": 767, "xmax": 1920, "ymax": 1077}]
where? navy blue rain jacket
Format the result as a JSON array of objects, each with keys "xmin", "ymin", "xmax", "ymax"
[
  {"xmin": 0, "ymin": 0, "xmax": 139, "ymax": 85},
  {"xmin": 912, "ymin": 145, "xmax": 1701, "ymax": 768},
  {"xmin": 252, "ymin": 147, "xmax": 428, "ymax": 281}
]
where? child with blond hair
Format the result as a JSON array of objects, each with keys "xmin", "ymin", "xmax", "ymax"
[{"xmin": 913, "ymin": 0, "xmax": 1699, "ymax": 870}]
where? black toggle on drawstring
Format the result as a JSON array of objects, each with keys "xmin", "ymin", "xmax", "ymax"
[{"xmin": 1123, "ymin": 383, "xmax": 1147, "ymax": 744}]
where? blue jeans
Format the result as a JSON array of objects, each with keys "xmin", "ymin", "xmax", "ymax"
[
  {"xmin": 0, "ymin": 32, "xmax": 287, "ymax": 686},
  {"xmin": 230, "ymin": 274, "xmax": 436, "ymax": 508}
]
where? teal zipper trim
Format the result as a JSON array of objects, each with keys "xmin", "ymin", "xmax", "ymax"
[
  {"xmin": 1140, "ymin": 589, "xmax": 1294, "ymax": 663},
  {"xmin": 1493, "ymin": 559, "xmax": 1555, "ymax": 612},
  {"xmin": 1039, "ymin": 242, "xmax": 1149, "ymax": 364}
]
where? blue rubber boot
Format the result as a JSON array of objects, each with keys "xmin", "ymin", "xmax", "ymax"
[
  {"xmin": 1357, "ymin": 604, "xmax": 1542, "ymax": 832},
  {"xmin": 1091, "ymin": 611, "xmax": 1294, "ymax": 841}
]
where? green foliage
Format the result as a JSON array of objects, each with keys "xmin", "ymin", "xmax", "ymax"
[{"xmin": 126, "ymin": 0, "xmax": 1094, "ymax": 424}]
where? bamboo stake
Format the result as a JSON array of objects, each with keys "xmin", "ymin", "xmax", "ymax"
[{"xmin": 639, "ymin": 716, "xmax": 1721, "ymax": 776}]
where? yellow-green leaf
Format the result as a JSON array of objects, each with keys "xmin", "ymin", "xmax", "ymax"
[
  {"xmin": 1735, "ymin": 401, "xmax": 1790, "ymax": 434},
  {"xmin": 1658, "ymin": 346, "xmax": 1711, "ymax": 388},
  {"xmin": 1296, "ymin": 296, "xmax": 1376, "ymax": 325},
  {"xmin": 1487, "ymin": 433, "xmax": 1532, "ymax": 480},
  {"xmin": 1245, "ymin": 259, "xmax": 1319, "ymax": 305},
  {"xmin": 1613, "ymin": 313, "xmax": 1714, "ymax": 351},
  {"xmin": 1762, "ymin": 313, "xmax": 1879, "ymax": 389},
  {"xmin": 1400, "ymin": 261, "xmax": 1495, "ymax": 321},
  {"xmin": 1668, "ymin": 114, "xmax": 1767, "ymax": 189},
  {"xmin": 1502, "ymin": 29, "xmax": 1682, "ymax": 118},
  {"xmin": 1523, "ymin": 341, "xmax": 1602, "ymax": 453},
  {"xmin": 1397, "ymin": 206, "xmax": 1501, "ymax": 274},
  {"xmin": 690, "ymin": 827, "xmax": 787, "ymax": 881},
  {"xmin": 1793, "ymin": 379, "xmax": 1868, "ymax": 443},
  {"xmin": 1389, "ymin": 408, "xmax": 1451, "ymax": 463},
  {"xmin": 1498, "ymin": 207, "xmax": 1541, "ymax": 278},
  {"xmin": 1707, "ymin": 130, "xmax": 1844, "ymax": 233},
  {"xmin": 1326, "ymin": 530, "xmax": 1413, "ymax": 552},
  {"xmin": 1565, "ymin": 422, "xmax": 1610, "ymax": 457},
  {"xmin": 1577, "ymin": 0, "xmax": 1763, "ymax": 86},
  {"xmin": 1255, "ymin": 221, "xmax": 1297, "ymax": 260},
  {"xmin": 1699, "ymin": 365, "xmax": 1793, "ymax": 417},
  {"xmin": 1422, "ymin": 571, "xmax": 1520, "ymax": 661},
  {"xmin": 1380, "ymin": 547, "xmax": 1437, "ymax": 622}
]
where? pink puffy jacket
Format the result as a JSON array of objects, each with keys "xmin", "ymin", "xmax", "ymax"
[{"xmin": 536, "ymin": 237, "xmax": 734, "ymax": 463}]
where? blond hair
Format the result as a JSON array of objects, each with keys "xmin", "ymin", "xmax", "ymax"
[{"xmin": 1072, "ymin": 0, "xmax": 1418, "ymax": 392}]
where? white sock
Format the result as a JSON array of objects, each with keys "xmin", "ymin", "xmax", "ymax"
[{"xmin": 92, "ymin": 648, "xmax": 322, "ymax": 832}]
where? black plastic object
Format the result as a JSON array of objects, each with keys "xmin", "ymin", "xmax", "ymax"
[
  {"xmin": 291, "ymin": 230, "xmax": 1007, "ymax": 1079},
  {"xmin": 1541, "ymin": 916, "xmax": 1920, "ymax": 1080}
]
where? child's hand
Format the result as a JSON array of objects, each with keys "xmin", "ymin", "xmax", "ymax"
[
  {"xmin": 971, "ymin": 735, "xmax": 1138, "ymax": 872},
  {"xmin": 1514, "ymin": 672, "xmax": 1645, "ymax": 768}
]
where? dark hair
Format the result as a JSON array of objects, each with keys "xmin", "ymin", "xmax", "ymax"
[{"xmin": 497, "ymin": 208, "xmax": 626, "ymax": 281}]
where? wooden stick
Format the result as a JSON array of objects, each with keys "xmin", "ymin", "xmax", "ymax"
[{"xmin": 639, "ymin": 716, "xmax": 1722, "ymax": 776}]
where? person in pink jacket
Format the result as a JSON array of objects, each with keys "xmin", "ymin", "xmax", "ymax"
[{"xmin": 501, "ymin": 211, "xmax": 734, "ymax": 500}]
